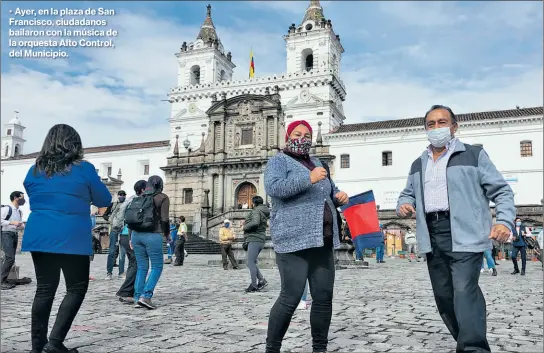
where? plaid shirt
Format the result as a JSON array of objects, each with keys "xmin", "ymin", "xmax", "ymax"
[{"xmin": 424, "ymin": 138, "xmax": 458, "ymax": 213}]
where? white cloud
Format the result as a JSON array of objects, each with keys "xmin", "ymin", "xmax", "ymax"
[{"xmin": 1, "ymin": 2, "xmax": 542, "ymax": 153}]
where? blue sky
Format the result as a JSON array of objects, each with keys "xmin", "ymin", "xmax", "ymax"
[{"xmin": 1, "ymin": 1, "xmax": 542, "ymax": 152}]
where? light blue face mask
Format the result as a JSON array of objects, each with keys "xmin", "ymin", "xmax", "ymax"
[
  {"xmin": 516, "ymin": 222, "xmax": 521, "ymax": 226},
  {"xmin": 426, "ymin": 127, "xmax": 453, "ymax": 148},
  {"xmin": 224, "ymin": 223, "xmax": 230, "ymax": 228}
]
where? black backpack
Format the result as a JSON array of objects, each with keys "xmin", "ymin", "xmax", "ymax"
[
  {"xmin": 1, "ymin": 205, "xmax": 12, "ymax": 221},
  {"xmin": 124, "ymin": 193, "xmax": 157, "ymax": 232}
]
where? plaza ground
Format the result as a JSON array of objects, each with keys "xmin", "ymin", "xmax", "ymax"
[{"xmin": 1, "ymin": 254, "xmax": 543, "ymax": 352}]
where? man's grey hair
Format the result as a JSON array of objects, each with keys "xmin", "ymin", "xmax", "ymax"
[{"xmin": 424, "ymin": 105, "xmax": 457, "ymax": 126}]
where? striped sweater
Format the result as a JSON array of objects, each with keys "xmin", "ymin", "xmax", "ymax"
[{"xmin": 264, "ymin": 152, "xmax": 341, "ymax": 253}]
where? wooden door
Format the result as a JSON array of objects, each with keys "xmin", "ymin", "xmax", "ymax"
[{"xmin": 237, "ymin": 183, "xmax": 257, "ymax": 208}]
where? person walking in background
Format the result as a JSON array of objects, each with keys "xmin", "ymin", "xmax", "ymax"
[
  {"xmin": 375, "ymin": 225, "xmax": 385, "ymax": 263},
  {"xmin": 511, "ymin": 217, "xmax": 528, "ymax": 276},
  {"xmin": 219, "ymin": 219, "xmax": 238, "ymax": 270},
  {"xmin": 397, "ymin": 105, "xmax": 514, "ymax": 353},
  {"xmin": 405, "ymin": 230, "xmax": 420, "ymax": 263},
  {"xmin": 242, "ymin": 196, "xmax": 270, "ymax": 292},
  {"xmin": 264, "ymin": 120, "xmax": 349, "ymax": 353},
  {"xmin": 174, "ymin": 216, "xmax": 188, "ymax": 266},
  {"xmin": 1, "ymin": 191, "xmax": 26, "ymax": 290},
  {"xmin": 481, "ymin": 249, "xmax": 497, "ymax": 276},
  {"xmin": 22, "ymin": 124, "xmax": 112, "ymax": 353},
  {"xmin": 125, "ymin": 175, "xmax": 171, "ymax": 310},
  {"xmin": 164, "ymin": 219, "xmax": 178, "ymax": 265},
  {"xmin": 116, "ymin": 180, "xmax": 147, "ymax": 305},
  {"xmin": 104, "ymin": 190, "xmax": 127, "ymax": 280}
]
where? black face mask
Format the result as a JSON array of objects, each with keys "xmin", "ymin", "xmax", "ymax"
[
  {"xmin": 118, "ymin": 196, "xmax": 126, "ymax": 202},
  {"xmin": 17, "ymin": 198, "xmax": 26, "ymax": 206}
]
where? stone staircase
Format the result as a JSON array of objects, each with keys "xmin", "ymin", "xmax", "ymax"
[{"xmin": 185, "ymin": 234, "xmax": 221, "ymax": 254}]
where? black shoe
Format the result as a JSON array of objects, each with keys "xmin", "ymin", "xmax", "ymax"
[
  {"xmin": 223, "ymin": 267, "xmax": 228, "ymax": 270},
  {"xmin": 511, "ymin": 269, "xmax": 520, "ymax": 275},
  {"xmin": 521, "ymin": 270, "xmax": 526, "ymax": 276},
  {"xmin": 245, "ymin": 284, "xmax": 259, "ymax": 293},
  {"xmin": 173, "ymin": 263, "xmax": 183, "ymax": 266},
  {"xmin": 1, "ymin": 282, "xmax": 15, "ymax": 290},
  {"xmin": 495, "ymin": 262, "xmax": 500, "ymax": 266},
  {"xmin": 233, "ymin": 266, "xmax": 240, "ymax": 270},
  {"xmin": 257, "ymin": 279, "xmax": 268, "ymax": 290},
  {"xmin": 113, "ymin": 263, "xmax": 118, "ymax": 267},
  {"xmin": 42, "ymin": 342, "xmax": 78, "ymax": 353},
  {"xmin": 492, "ymin": 268, "xmax": 497, "ymax": 276}
]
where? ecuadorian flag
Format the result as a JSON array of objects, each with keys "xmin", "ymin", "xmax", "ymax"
[
  {"xmin": 339, "ymin": 190, "xmax": 383, "ymax": 250},
  {"xmin": 249, "ymin": 49, "xmax": 255, "ymax": 78}
]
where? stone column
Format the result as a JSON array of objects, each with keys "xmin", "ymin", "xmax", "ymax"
[
  {"xmin": 220, "ymin": 119, "xmax": 226, "ymax": 153},
  {"xmin": 209, "ymin": 122, "xmax": 216, "ymax": 153},
  {"xmin": 273, "ymin": 116, "xmax": 278, "ymax": 148},
  {"xmin": 217, "ymin": 172, "xmax": 224, "ymax": 213},
  {"xmin": 200, "ymin": 189, "xmax": 211, "ymax": 239},
  {"xmin": 263, "ymin": 116, "xmax": 269, "ymax": 150}
]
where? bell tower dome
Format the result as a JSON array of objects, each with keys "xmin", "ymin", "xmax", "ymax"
[
  {"xmin": 175, "ymin": 4, "xmax": 236, "ymax": 87},
  {"xmin": 1, "ymin": 111, "xmax": 26, "ymax": 159},
  {"xmin": 284, "ymin": 0, "xmax": 344, "ymax": 78}
]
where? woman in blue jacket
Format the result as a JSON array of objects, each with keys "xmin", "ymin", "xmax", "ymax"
[
  {"xmin": 264, "ymin": 120, "xmax": 349, "ymax": 353},
  {"xmin": 511, "ymin": 217, "xmax": 528, "ymax": 276},
  {"xmin": 22, "ymin": 124, "xmax": 112, "ymax": 353}
]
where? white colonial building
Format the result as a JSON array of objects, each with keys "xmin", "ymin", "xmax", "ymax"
[
  {"xmin": 167, "ymin": 0, "xmax": 346, "ymax": 151},
  {"xmin": 1, "ymin": 1, "xmax": 542, "ymax": 225}
]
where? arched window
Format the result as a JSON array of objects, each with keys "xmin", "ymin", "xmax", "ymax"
[
  {"xmin": 14, "ymin": 144, "xmax": 20, "ymax": 157},
  {"xmin": 301, "ymin": 48, "xmax": 314, "ymax": 72},
  {"xmin": 4, "ymin": 145, "xmax": 8, "ymax": 157},
  {"xmin": 190, "ymin": 65, "xmax": 201, "ymax": 85},
  {"xmin": 219, "ymin": 69, "xmax": 226, "ymax": 81}
]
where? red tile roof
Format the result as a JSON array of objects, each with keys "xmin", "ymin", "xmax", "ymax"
[
  {"xmin": 334, "ymin": 106, "xmax": 543, "ymax": 134},
  {"xmin": 6, "ymin": 140, "xmax": 170, "ymax": 161}
]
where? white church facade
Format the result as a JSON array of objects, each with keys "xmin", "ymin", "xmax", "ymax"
[{"xmin": 1, "ymin": 1, "xmax": 543, "ymax": 226}]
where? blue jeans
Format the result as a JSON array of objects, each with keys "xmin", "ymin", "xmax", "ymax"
[
  {"xmin": 107, "ymin": 230, "xmax": 125, "ymax": 275},
  {"xmin": 132, "ymin": 232, "xmax": 164, "ymax": 300},
  {"xmin": 167, "ymin": 231, "xmax": 177, "ymax": 259},
  {"xmin": 376, "ymin": 245, "xmax": 384, "ymax": 262},
  {"xmin": 482, "ymin": 249, "xmax": 495, "ymax": 269},
  {"xmin": 301, "ymin": 281, "xmax": 309, "ymax": 301}
]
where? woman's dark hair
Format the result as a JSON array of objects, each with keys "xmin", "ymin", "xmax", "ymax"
[
  {"xmin": 252, "ymin": 195, "xmax": 264, "ymax": 206},
  {"xmin": 34, "ymin": 124, "xmax": 84, "ymax": 177},
  {"xmin": 179, "ymin": 216, "xmax": 185, "ymax": 222},
  {"xmin": 134, "ymin": 180, "xmax": 147, "ymax": 195},
  {"xmin": 146, "ymin": 175, "xmax": 164, "ymax": 194},
  {"xmin": 515, "ymin": 217, "xmax": 522, "ymax": 223}
]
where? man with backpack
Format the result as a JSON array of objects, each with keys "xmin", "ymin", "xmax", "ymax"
[
  {"xmin": 1, "ymin": 191, "xmax": 26, "ymax": 290},
  {"xmin": 116, "ymin": 180, "xmax": 147, "ymax": 304}
]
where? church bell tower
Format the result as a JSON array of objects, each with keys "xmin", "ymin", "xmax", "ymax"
[{"xmin": 1, "ymin": 111, "xmax": 26, "ymax": 160}]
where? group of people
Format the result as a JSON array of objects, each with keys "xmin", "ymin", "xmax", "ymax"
[
  {"xmin": 3, "ymin": 124, "xmax": 176, "ymax": 353},
  {"xmin": 0, "ymin": 104, "xmax": 540, "ymax": 353}
]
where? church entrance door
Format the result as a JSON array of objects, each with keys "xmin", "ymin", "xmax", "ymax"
[{"xmin": 237, "ymin": 182, "xmax": 257, "ymax": 208}]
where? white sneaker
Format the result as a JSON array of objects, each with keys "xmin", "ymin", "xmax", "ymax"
[
  {"xmin": 105, "ymin": 274, "xmax": 113, "ymax": 280},
  {"xmin": 118, "ymin": 273, "xmax": 126, "ymax": 279},
  {"xmin": 297, "ymin": 300, "xmax": 308, "ymax": 310}
]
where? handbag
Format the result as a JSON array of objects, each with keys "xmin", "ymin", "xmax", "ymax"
[
  {"xmin": 321, "ymin": 161, "xmax": 343, "ymax": 241},
  {"xmin": 242, "ymin": 241, "xmax": 249, "ymax": 251}
]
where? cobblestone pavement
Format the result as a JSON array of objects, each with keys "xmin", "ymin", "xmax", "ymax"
[{"xmin": 1, "ymin": 254, "xmax": 543, "ymax": 352}]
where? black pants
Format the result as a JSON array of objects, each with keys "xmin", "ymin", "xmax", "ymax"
[
  {"xmin": 116, "ymin": 235, "xmax": 136, "ymax": 297},
  {"xmin": 425, "ymin": 215, "xmax": 490, "ymax": 353},
  {"xmin": 31, "ymin": 252, "xmax": 90, "ymax": 352},
  {"xmin": 511, "ymin": 246, "xmax": 527, "ymax": 271},
  {"xmin": 221, "ymin": 244, "xmax": 237, "ymax": 268},
  {"xmin": 1, "ymin": 231, "xmax": 18, "ymax": 283},
  {"xmin": 266, "ymin": 243, "xmax": 335, "ymax": 353},
  {"xmin": 174, "ymin": 237, "xmax": 186, "ymax": 265}
]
